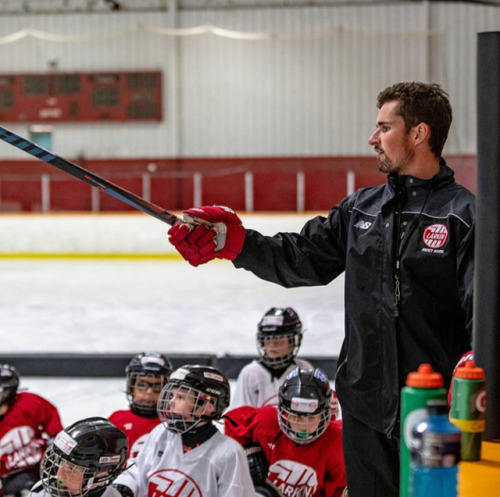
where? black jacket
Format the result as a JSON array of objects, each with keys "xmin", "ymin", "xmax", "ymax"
[{"xmin": 234, "ymin": 161, "xmax": 474, "ymax": 435}]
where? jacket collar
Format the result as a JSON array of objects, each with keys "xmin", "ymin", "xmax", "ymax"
[{"xmin": 388, "ymin": 158, "xmax": 455, "ymax": 191}]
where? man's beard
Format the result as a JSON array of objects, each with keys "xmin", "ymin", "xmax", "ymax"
[{"xmin": 377, "ymin": 140, "xmax": 414, "ymax": 175}]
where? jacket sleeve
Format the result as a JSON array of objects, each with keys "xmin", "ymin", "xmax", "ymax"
[{"xmin": 233, "ymin": 205, "xmax": 349, "ymax": 288}]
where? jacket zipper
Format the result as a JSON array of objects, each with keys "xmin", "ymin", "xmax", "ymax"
[
  {"xmin": 393, "ymin": 185, "xmax": 405, "ymax": 319},
  {"xmin": 392, "ymin": 178, "xmax": 434, "ymax": 319}
]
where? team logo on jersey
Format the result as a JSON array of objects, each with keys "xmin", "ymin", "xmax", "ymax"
[
  {"xmin": 148, "ymin": 468, "xmax": 202, "ymax": 497},
  {"xmin": 422, "ymin": 223, "xmax": 448, "ymax": 249},
  {"xmin": 269, "ymin": 459, "xmax": 318, "ymax": 497},
  {"xmin": 0, "ymin": 426, "xmax": 43, "ymax": 471}
]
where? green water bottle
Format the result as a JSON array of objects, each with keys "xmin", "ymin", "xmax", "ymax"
[
  {"xmin": 449, "ymin": 359, "xmax": 486, "ymax": 461},
  {"xmin": 400, "ymin": 363, "xmax": 447, "ymax": 497}
]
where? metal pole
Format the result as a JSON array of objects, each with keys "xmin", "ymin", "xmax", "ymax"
[
  {"xmin": 245, "ymin": 172, "xmax": 254, "ymax": 213},
  {"xmin": 193, "ymin": 172, "xmax": 202, "ymax": 206},
  {"xmin": 41, "ymin": 174, "xmax": 50, "ymax": 213},
  {"xmin": 347, "ymin": 170, "xmax": 355, "ymax": 195},
  {"xmin": 142, "ymin": 173, "xmax": 151, "ymax": 203},
  {"xmin": 474, "ymin": 31, "xmax": 500, "ymax": 441},
  {"xmin": 297, "ymin": 171, "xmax": 305, "ymax": 213}
]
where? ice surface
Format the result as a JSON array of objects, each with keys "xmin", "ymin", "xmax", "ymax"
[{"xmin": 4, "ymin": 258, "xmax": 344, "ymax": 425}]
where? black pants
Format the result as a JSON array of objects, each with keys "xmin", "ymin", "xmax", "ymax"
[{"xmin": 342, "ymin": 411, "xmax": 400, "ymax": 497}]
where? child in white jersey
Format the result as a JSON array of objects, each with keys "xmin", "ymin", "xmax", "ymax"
[
  {"xmin": 113, "ymin": 365, "xmax": 255, "ymax": 497},
  {"xmin": 231, "ymin": 307, "xmax": 313, "ymax": 408}
]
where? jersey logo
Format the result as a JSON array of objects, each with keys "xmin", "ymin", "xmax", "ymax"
[
  {"xmin": 0, "ymin": 426, "xmax": 43, "ymax": 472},
  {"xmin": 423, "ymin": 223, "xmax": 449, "ymax": 249},
  {"xmin": 354, "ymin": 221, "xmax": 372, "ymax": 230},
  {"xmin": 148, "ymin": 468, "xmax": 202, "ymax": 497},
  {"xmin": 269, "ymin": 459, "xmax": 318, "ymax": 497}
]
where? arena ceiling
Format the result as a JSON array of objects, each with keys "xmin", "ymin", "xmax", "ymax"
[{"xmin": 0, "ymin": 0, "xmax": 499, "ymax": 14}]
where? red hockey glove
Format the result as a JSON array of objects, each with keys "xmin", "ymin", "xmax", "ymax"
[
  {"xmin": 168, "ymin": 223, "xmax": 218, "ymax": 266},
  {"xmin": 168, "ymin": 205, "xmax": 246, "ymax": 266}
]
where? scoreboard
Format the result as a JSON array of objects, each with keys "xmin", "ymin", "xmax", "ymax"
[{"xmin": 0, "ymin": 71, "xmax": 162, "ymax": 122}]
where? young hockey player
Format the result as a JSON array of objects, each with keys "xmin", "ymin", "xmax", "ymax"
[
  {"xmin": 108, "ymin": 352, "xmax": 173, "ymax": 463},
  {"xmin": 112, "ymin": 365, "xmax": 255, "ymax": 497},
  {"xmin": 231, "ymin": 307, "xmax": 313, "ymax": 409},
  {"xmin": 0, "ymin": 364, "xmax": 63, "ymax": 497},
  {"xmin": 30, "ymin": 417, "xmax": 128, "ymax": 497},
  {"xmin": 225, "ymin": 367, "xmax": 347, "ymax": 497}
]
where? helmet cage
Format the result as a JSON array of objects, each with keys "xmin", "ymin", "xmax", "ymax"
[
  {"xmin": 41, "ymin": 447, "xmax": 111, "ymax": 497},
  {"xmin": 157, "ymin": 366, "xmax": 230, "ymax": 434},
  {"xmin": 40, "ymin": 429, "xmax": 125, "ymax": 497},
  {"xmin": 157, "ymin": 383, "xmax": 216, "ymax": 434},
  {"xmin": 127, "ymin": 372, "xmax": 168, "ymax": 416},
  {"xmin": 126, "ymin": 353, "xmax": 172, "ymax": 416},
  {"xmin": 256, "ymin": 331, "xmax": 301, "ymax": 369},
  {"xmin": 256, "ymin": 308, "xmax": 303, "ymax": 369},
  {"xmin": 278, "ymin": 367, "xmax": 333, "ymax": 444},
  {"xmin": 278, "ymin": 401, "xmax": 331, "ymax": 445}
]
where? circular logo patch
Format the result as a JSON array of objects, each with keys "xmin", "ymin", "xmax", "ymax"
[{"xmin": 423, "ymin": 223, "xmax": 448, "ymax": 249}]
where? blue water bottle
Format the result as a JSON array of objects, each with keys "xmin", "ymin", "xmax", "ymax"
[{"xmin": 410, "ymin": 399, "xmax": 461, "ymax": 497}]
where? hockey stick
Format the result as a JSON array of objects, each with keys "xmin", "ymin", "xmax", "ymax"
[{"xmin": 0, "ymin": 125, "xmax": 178, "ymax": 226}]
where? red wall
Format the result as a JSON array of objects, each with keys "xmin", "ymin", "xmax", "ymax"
[{"xmin": 0, "ymin": 155, "xmax": 477, "ymax": 213}]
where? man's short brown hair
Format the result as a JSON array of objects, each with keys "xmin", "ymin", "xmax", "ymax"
[{"xmin": 377, "ymin": 82, "xmax": 452, "ymax": 158}]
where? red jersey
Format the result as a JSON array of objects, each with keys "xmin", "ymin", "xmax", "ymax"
[
  {"xmin": 0, "ymin": 392, "xmax": 63, "ymax": 478},
  {"xmin": 225, "ymin": 405, "xmax": 346, "ymax": 497},
  {"xmin": 108, "ymin": 409, "xmax": 161, "ymax": 462}
]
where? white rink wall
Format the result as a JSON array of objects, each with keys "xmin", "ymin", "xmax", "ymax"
[{"xmin": 0, "ymin": 212, "xmax": 319, "ymax": 255}]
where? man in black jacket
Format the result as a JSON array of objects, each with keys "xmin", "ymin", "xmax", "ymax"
[{"xmin": 167, "ymin": 82, "xmax": 475, "ymax": 497}]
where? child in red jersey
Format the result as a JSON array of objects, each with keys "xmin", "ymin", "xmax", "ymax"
[
  {"xmin": 225, "ymin": 367, "xmax": 347, "ymax": 497},
  {"xmin": 108, "ymin": 352, "xmax": 172, "ymax": 464},
  {"xmin": 0, "ymin": 364, "xmax": 63, "ymax": 497}
]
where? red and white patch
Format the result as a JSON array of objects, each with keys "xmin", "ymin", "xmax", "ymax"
[
  {"xmin": 423, "ymin": 224, "xmax": 448, "ymax": 249},
  {"xmin": 148, "ymin": 469, "xmax": 202, "ymax": 497}
]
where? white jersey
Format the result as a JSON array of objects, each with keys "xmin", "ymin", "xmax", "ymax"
[
  {"xmin": 231, "ymin": 359, "xmax": 313, "ymax": 409},
  {"xmin": 114, "ymin": 423, "xmax": 255, "ymax": 497}
]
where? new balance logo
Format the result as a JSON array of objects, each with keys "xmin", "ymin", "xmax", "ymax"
[{"xmin": 354, "ymin": 221, "xmax": 372, "ymax": 230}]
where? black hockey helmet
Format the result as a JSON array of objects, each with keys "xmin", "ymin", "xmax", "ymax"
[
  {"xmin": 126, "ymin": 352, "xmax": 173, "ymax": 416},
  {"xmin": 257, "ymin": 307, "xmax": 303, "ymax": 369},
  {"xmin": 278, "ymin": 367, "xmax": 332, "ymax": 444},
  {"xmin": 41, "ymin": 417, "xmax": 128, "ymax": 497},
  {"xmin": 157, "ymin": 365, "xmax": 230, "ymax": 434},
  {"xmin": 0, "ymin": 364, "xmax": 20, "ymax": 407}
]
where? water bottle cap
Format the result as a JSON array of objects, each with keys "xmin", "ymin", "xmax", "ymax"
[
  {"xmin": 454, "ymin": 360, "xmax": 485, "ymax": 379},
  {"xmin": 406, "ymin": 363, "xmax": 444, "ymax": 387}
]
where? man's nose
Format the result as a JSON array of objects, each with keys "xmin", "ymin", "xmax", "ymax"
[{"xmin": 368, "ymin": 129, "xmax": 379, "ymax": 145}]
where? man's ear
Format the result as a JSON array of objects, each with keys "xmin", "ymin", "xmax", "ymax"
[{"xmin": 413, "ymin": 122, "xmax": 431, "ymax": 146}]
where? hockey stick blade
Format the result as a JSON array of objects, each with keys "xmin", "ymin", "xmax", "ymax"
[{"xmin": 0, "ymin": 125, "xmax": 178, "ymax": 226}]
